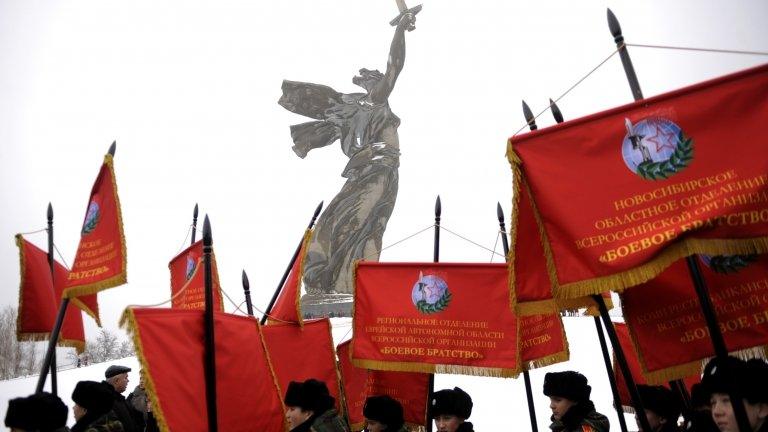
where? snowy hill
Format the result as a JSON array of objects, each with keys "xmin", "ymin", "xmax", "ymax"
[{"xmin": 0, "ymin": 317, "xmax": 636, "ymax": 431}]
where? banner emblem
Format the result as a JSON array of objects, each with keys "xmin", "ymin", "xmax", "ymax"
[
  {"xmin": 81, "ymin": 200, "xmax": 101, "ymax": 235},
  {"xmin": 185, "ymin": 255, "xmax": 196, "ymax": 280},
  {"xmin": 411, "ymin": 271, "xmax": 451, "ymax": 314},
  {"xmin": 622, "ymin": 117, "xmax": 693, "ymax": 180},
  {"xmin": 700, "ymin": 254, "xmax": 757, "ymax": 274}
]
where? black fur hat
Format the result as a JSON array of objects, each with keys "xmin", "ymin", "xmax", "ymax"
[
  {"xmin": 5, "ymin": 392, "xmax": 68, "ymax": 432},
  {"xmin": 284, "ymin": 379, "xmax": 335, "ymax": 414},
  {"xmin": 637, "ymin": 385, "xmax": 681, "ymax": 421},
  {"xmin": 363, "ymin": 395, "xmax": 405, "ymax": 429},
  {"xmin": 703, "ymin": 357, "xmax": 768, "ymax": 404},
  {"xmin": 543, "ymin": 371, "xmax": 591, "ymax": 402},
  {"xmin": 72, "ymin": 381, "xmax": 114, "ymax": 415},
  {"xmin": 430, "ymin": 387, "xmax": 473, "ymax": 420}
]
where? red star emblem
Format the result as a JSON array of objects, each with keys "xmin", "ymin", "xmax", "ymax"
[{"xmin": 644, "ymin": 123, "xmax": 677, "ymax": 153}]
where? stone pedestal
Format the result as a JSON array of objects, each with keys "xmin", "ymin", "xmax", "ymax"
[{"xmin": 300, "ymin": 293, "xmax": 353, "ymax": 318}]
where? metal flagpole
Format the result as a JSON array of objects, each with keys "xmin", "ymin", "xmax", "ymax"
[
  {"xmin": 260, "ymin": 201, "xmax": 324, "ymax": 325},
  {"xmin": 203, "ymin": 216, "xmax": 218, "ymax": 432},
  {"xmin": 46, "ymin": 203, "xmax": 58, "ymax": 395},
  {"xmin": 497, "ymin": 202, "xmax": 538, "ymax": 432},
  {"xmin": 191, "ymin": 203, "xmax": 199, "ymax": 245},
  {"xmin": 425, "ymin": 195, "xmax": 441, "ymax": 432},
  {"xmin": 606, "ymin": 9, "xmax": 751, "ymax": 432},
  {"xmin": 545, "ymin": 100, "xmax": 631, "ymax": 432},
  {"xmin": 242, "ymin": 270, "xmax": 254, "ymax": 316}
]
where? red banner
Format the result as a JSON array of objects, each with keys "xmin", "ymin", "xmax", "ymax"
[
  {"xmin": 519, "ymin": 313, "xmax": 569, "ymax": 370},
  {"xmin": 508, "ymin": 64, "xmax": 768, "ymax": 300},
  {"xmin": 15, "ymin": 235, "xmax": 86, "ymax": 352},
  {"xmin": 337, "ymin": 340, "xmax": 428, "ymax": 431},
  {"xmin": 352, "ymin": 262, "xmax": 520, "ymax": 377},
  {"xmin": 63, "ymin": 153, "xmax": 127, "ymax": 311},
  {"xmin": 169, "ymin": 240, "xmax": 223, "ymax": 311},
  {"xmin": 622, "ymin": 254, "xmax": 768, "ymax": 383},
  {"xmin": 262, "ymin": 318, "xmax": 343, "ymax": 412},
  {"xmin": 613, "ymin": 322, "xmax": 699, "ymax": 407},
  {"xmin": 121, "ymin": 308, "xmax": 286, "ymax": 432},
  {"xmin": 269, "ymin": 229, "xmax": 312, "ymax": 324}
]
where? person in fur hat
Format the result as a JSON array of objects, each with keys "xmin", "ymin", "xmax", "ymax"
[
  {"xmin": 71, "ymin": 381, "xmax": 124, "ymax": 432},
  {"xmin": 543, "ymin": 371, "xmax": 609, "ymax": 432},
  {"xmin": 283, "ymin": 379, "xmax": 348, "ymax": 432},
  {"xmin": 701, "ymin": 356, "xmax": 768, "ymax": 432},
  {"xmin": 635, "ymin": 385, "xmax": 681, "ymax": 432},
  {"xmin": 5, "ymin": 392, "xmax": 69, "ymax": 432},
  {"xmin": 363, "ymin": 395, "xmax": 407, "ymax": 432},
  {"xmin": 429, "ymin": 387, "xmax": 474, "ymax": 432}
]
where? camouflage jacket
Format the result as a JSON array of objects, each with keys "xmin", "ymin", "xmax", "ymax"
[
  {"xmin": 310, "ymin": 409, "xmax": 349, "ymax": 432},
  {"xmin": 83, "ymin": 411, "xmax": 125, "ymax": 432}
]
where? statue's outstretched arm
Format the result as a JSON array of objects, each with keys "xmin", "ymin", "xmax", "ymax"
[{"xmin": 369, "ymin": 13, "xmax": 415, "ymax": 104}]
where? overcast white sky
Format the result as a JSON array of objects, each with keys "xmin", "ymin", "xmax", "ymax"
[{"xmin": 1, "ymin": 0, "xmax": 766, "ymax": 343}]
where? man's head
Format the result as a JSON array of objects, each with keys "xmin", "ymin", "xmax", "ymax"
[
  {"xmin": 430, "ymin": 387, "xmax": 473, "ymax": 432},
  {"xmin": 283, "ymin": 379, "xmax": 335, "ymax": 429},
  {"xmin": 352, "ymin": 68, "xmax": 384, "ymax": 92},
  {"xmin": 72, "ymin": 381, "xmax": 115, "ymax": 421},
  {"xmin": 702, "ymin": 356, "xmax": 768, "ymax": 432},
  {"xmin": 5, "ymin": 392, "xmax": 68, "ymax": 432},
  {"xmin": 636, "ymin": 385, "xmax": 681, "ymax": 432},
  {"xmin": 363, "ymin": 395, "xmax": 404, "ymax": 432},
  {"xmin": 105, "ymin": 364, "xmax": 131, "ymax": 393},
  {"xmin": 543, "ymin": 371, "xmax": 591, "ymax": 420}
]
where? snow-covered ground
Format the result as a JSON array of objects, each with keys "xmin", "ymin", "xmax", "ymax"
[{"xmin": 0, "ymin": 317, "xmax": 636, "ymax": 431}]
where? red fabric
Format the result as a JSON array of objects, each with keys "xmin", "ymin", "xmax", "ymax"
[
  {"xmin": 352, "ymin": 262, "xmax": 519, "ymax": 376},
  {"xmin": 64, "ymin": 154, "xmax": 127, "ymax": 312},
  {"xmin": 509, "ymin": 64, "xmax": 768, "ymax": 296},
  {"xmin": 262, "ymin": 318, "xmax": 342, "ymax": 411},
  {"xmin": 16, "ymin": 236, "xmax": 86, "ymax": 351},
  {"xmin": 613, "ymin": 322, "xmax": 699, "ymax": 407},
  {"xmin": 125, "ymin": 308, "xmax": 285, "ymax": 432},
  {"xmin": 337, "ymin": 340, "xmax": 428, "ymax": 430},
  {"xmin": 269, "ymin": 230, "xmax": 311, "ymax": 324},
  {"xmin": 519, "ymin": 313, "xmax": 568, "ymax": 368},
  {"xmin": 168, "ymin": 240, "xmax": 223, "ymax": 311},
  {"xmin": 622, "ymin": 254, "xmax": 768, "ymax": 381}
]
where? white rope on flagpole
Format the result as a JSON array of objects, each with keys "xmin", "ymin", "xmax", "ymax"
[
  {"xmin": 439, "ymin": 225, "xmax": 506, "ymax": 258},
  {"xmin": 53, "ymin": 243, "xmax": 71, "ymax": 270},
  {"xmin": 489, "ymin": 230, "xmax": 502, "ymax": 263},
  {"xmin": 626, "ymin": 43, "xmax": 768, "ymax": 57},
  {"xmin": 360, "ymin": 224, "xmax": 435, "ymax": 261},
  {"xmin": 17, "ymin": 228, "xmax": 47, "ymax": 236},
  {"xmin": 175, "ymin": 224, "xmax": 194, "ymax": 254}
]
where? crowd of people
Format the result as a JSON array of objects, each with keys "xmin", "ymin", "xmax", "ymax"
[{"xmin": 3, "ymin": 356, "xmax": 767, "ymax": 432}]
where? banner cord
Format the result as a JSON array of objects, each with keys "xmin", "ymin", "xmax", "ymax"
[
  {"xmin": 175, "ymin": 224, "xmax": 193, "ymax": 254},
  {"xmin": 360, "ymin": 224, "xmax": 435, "ymax": 261},
  {"xmin": 219, "ymin": 288, "xmax": 248, "ymax": 315},
  {"xmin": 511, "ymin": 46, "xmax": 622, "ymax": 137},
  {"xmin": 53, "ymin": 243, "xmax": 71, "ymax": 270},
  {"xmin": 440, "ymin": 225, "xmax": 506, "ymax": 258},
  {"xmin": 250, "ymin": 304, "xmax": 296, "ymax": 324},
  {"xmin": 125, "ymin": 279, "xmax": 191, "ymax": 309},
  {"xmin": 17, "ymin": 228, "xmax": 47, "ymax": 236},
  {"xmin": 489, "ymin": 230, "xmax": 502, "ymax": 263},
  {"xmin": 626, "ymin": 43, "xmax": 768, "ymax": 57}
]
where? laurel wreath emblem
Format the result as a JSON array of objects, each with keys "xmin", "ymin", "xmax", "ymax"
[
  {"xmin": 81, "ymin": 202, "xmax": 100, "ymax": 235},
  {"xmin": 636, "ymin": 131, "xmax": 693, "ymax": 180},
  {"xmin": 707, "ymin": 254, "xmax": 757, "ymax": 274},
  {"xmin": 416, "ymin": 290, "xmax": 452, "ymax": 314}
]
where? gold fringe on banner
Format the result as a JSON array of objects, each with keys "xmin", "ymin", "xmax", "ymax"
[
  {"xmin": 507, "ymin": 160, "xmax": 522, "ymax": 313},
  {"xmin": 119, "ymin": 308, "xmax": 171, "ymax": 432},
  {"xmin": 524, "ymin": 314, "xmax": 570, "ymax": 371},
  {"xmin": 295, "ymin": 229, "xmax": 314, "ymax": 327},
  {"xmin": 253, "ymin": 317, "xmax": 290, "ymax": 431},
  {"xmin": 325, "ymin": 318, "xmax": 346, "ymax": 418},
  {"xmin": 70, "ymin": 297, "xmax": 101, "ymax": 327}
]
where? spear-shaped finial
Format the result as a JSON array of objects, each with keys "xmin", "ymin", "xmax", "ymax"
[
  {"xmin": 550, "ymin": 98, "xmax": 564, "ymax": 124},
  {"xmin": 607, "ymin": 8, "xmax": 622, "ymax": 42},
  {"xmin": 310, "ymin": 201, "xmax": 324, "ymax": 226},
  {"xmin": 203, "ymin": 215, "xmax": 212, "ymax": 247},
  {"xmin": 47, "ymin": 202, "xmax": 53, "ymax": 221},
  {"xmin": 496, "ymin": 202, "xmax": 504, "ymax": 223},
  {"xmin": 108, "ymin": 141, "xmax": 116, "ymax": 156},
  {"xmin": 606, "ymin": 8, "xmax": 644, "ymax": 101},
  {"xmin": 434, "ymin": 195, "xmax": 442, "ymax": 218},
  {"xmin": 522, "ymin": 100, "xmax": 537, "ymax": 131},
  {"xmin": 193, "ymin": 203, "xmax": 199, "ymax": 220},
  {"xmin": 242, "ymin": 269, "xmax": 254, "ymax": 316}
]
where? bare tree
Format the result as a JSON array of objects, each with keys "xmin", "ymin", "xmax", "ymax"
[{"xmin": 0, "ymin": 306, "xmax": 40, "ymax": 379}]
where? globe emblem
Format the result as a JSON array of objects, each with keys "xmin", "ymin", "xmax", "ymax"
[
  {"xmin": 81, "ymin": 201, "xmax": 101, "ymax": 235},
  {"xmin": 411, "ymin": 272, "xmax": 451, "ymax": 314},
  {"xmin": 185, "ymin": 255, "xmax": 196, "ymax": 280},
  {"xmin": 621, "ymin": 117, "xmax": 682, "ymax": 173}
]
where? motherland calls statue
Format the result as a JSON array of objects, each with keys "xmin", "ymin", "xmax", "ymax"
[{"xmin": 278, "ymin": 6, "xmax": 419, "ymax": 314}]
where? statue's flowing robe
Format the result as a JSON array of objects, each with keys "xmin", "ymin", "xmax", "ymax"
[{"xmin": 279, "ymin": 80, "xmax": 400, "ymax": 294}]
